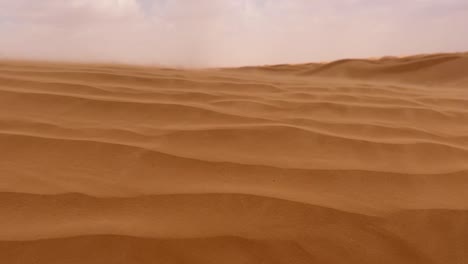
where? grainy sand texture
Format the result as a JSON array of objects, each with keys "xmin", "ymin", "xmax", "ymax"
[{"xmin": 1, "ymin": 52, "xmax": 468, "ymax": 263}]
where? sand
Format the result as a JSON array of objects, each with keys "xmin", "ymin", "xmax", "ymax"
[{"xmin": 0, "ymin": 52, "xmax": 467, "ymax": 263}]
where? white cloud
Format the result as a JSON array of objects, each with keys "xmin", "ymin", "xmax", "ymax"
[{"xmin": 0, "ymin": 0, "xmax": 467, "ymax": 67}]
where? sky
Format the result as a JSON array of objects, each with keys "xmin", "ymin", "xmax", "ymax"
[{"xmin": 0, "ymin": 0, "xmax": 467, "ymax": 67}]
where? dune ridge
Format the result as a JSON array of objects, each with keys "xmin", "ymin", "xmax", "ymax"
[{"xmin": 1, "ymin": 53, "xmax": 468, "ymax": 263}]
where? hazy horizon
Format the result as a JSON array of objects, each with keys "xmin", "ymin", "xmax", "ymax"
[{"xmin": 1, "ymin": 0, "xmax": 467, "ymax": 67}]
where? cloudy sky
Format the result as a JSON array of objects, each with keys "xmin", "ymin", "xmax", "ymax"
[{"xmin": 0, "ymin": 0, "xmax": 467, "ymax": 67}]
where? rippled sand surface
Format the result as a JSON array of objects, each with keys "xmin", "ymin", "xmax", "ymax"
[{"xmin": 1, "ymin": 53, "xmax": 468, "ymax": 263}]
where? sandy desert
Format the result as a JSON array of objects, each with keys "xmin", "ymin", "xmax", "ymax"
[{"xmin": 0, "ymin": 52, "xmax": 468, "ymax": 263}]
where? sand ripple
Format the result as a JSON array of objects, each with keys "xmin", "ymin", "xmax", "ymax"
[{"xmin": 1, "ymin": 54, "xmax": 467, "ymax": 263}]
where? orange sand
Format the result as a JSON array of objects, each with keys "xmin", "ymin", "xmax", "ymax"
[{"xmin": 0, "ymin": 53, "xmax": 467, "ymax": 263}]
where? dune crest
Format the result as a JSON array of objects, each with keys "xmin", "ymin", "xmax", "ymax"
[
  {"xmin": 238, "ymin": 52, "xmax": 468, "ymax": 87},
  {"xmin": 1, "ymin": 53, "xmax": 467, "ymax": 263}
]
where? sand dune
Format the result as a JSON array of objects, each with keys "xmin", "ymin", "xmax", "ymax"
[{"xmin": 1, "ymin": 53, "xmax": 468, "ymax": 263}]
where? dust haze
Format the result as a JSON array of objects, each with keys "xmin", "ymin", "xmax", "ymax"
[{"xmin": 1, "ymin": 0, "xmax": 467, "ymax": 67}]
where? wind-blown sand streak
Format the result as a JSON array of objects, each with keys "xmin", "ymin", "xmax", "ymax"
[{"xmin": 0, "ymin": 53, "xmax": 467, "ymax": 263}]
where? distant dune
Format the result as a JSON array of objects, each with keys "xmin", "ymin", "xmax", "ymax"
[
  {"xmin": 236, "ymin": 52, "xmax": 468, "ymax": 86},
  {"xmin": 0, "ymin": 52, "xmax": 467, "ymax": 264}
]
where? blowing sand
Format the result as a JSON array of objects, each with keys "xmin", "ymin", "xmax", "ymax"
[{"xmin": 0, "ymin": 53, "xmax": 467, "ymax": 263}]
